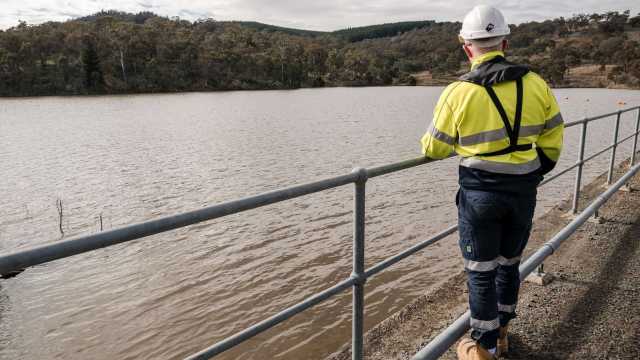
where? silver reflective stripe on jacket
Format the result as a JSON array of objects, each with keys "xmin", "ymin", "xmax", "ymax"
[
  {"xmin": 434, "ymin": 113, "xmax": 561, "ymax": 148},
  {"xmin": 545, "ymin": 113, "xmax": 564, "ymax": 131},
  {"xmin": 460, "ymin": 157, "xmax": 541, "ymax": 175},
  {"xmin": 426, "ymin": 123, "xmax": 456, "ymax": 145},
  {"xmin": 459, "ymin": 121, "xmax": 551, "ymax": 147},
  {"xmin": 519, "ymin": 124, "xmax": 545, "ymax": 137},
  {"xmin": 459, "ymin": 128, "xmax": 506, "ymax": 146}
]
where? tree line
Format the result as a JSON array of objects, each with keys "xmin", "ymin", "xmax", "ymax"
[{"xmin": 0, "ymin": 10, "xmax": 639, "ymax": 96}]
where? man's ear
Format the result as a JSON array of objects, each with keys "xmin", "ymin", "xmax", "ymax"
[
  {"xmin": 501, "ymin": 39, "xmax": 509, "ymax": 51},
  {"xmin": 462, "ymin": 44, "xmax": 473, "ymax": 60}
]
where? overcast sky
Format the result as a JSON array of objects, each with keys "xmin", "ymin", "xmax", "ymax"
[{"xmin": 3, "ymin": 0, "xmax": 639, "ymax": 31}]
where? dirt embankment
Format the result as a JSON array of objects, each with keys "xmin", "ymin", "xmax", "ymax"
[{"xmin": 328, "ymin": 158, "xmax": 640, "ymax": 360}]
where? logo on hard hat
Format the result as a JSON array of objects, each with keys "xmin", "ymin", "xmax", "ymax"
[{"xmin": 486, "ymin": 23, "xmax": 495, "ymax": 32}]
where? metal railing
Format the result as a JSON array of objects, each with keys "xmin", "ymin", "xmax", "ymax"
[{"xmin": 0, "ymin": 106, "xmax": 639, "ymax": 360}]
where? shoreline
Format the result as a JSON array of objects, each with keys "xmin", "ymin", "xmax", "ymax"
[{"xmin": 1, "ymin": 83, "xmax": 638, "ymax": 100}]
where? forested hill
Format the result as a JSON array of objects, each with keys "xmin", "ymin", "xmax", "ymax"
[{"xmin": 1, "ymin": 10, "xmax": 639, "ymax": 96}]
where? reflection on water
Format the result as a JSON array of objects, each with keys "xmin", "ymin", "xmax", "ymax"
[{"xmin": 0, "ymin": 87, "xmax": 638, "ymax": 359}]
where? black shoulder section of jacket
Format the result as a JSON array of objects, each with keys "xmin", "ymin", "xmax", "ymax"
[
  {"xmin": 459, "ymin": 56, "xmax": 530, "ymax": 86},
  {"xmin": 536, "ymin": 147, "xmax": 557, "ymax": 175}
]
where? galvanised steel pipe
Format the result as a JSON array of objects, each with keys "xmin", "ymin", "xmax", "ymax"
[
  {"xmin": 577, "ymin": 130, "xmax": 637, "ymax": 170},
  {"xmin": 539, "ymin": 161, "xmax": 580, "ymax": 186},
  {"xmin": 521, "ymin": 160, "xmax": 640, "ymax": 275},
  {"xmin": 572, "ymin": 121, "xmax": 588, "ymax": 214},
  {"xmin": 352, "ymin": 168, "xmax": 368, "ymax": 360},
  {"xmin": 607, "ymin": 111, "xmax": 622, "ymax": 185},
  {"xmin": 412, "ymin": 310, "xmax": 471, "ymax": 360},
  {"xmin": 189, "ymin": 219, "xmax": 456, "ymax": 360},
  {"xmin": 365, "ymin": 224, "xmax": 458, "ymax": 278},
  {"xmin": 367, "ymin": 156, "xmax": 433, "ymax": 178},
  {"xmin": 185, "ymin": 276, "xmax": 356, "ymax": 360},
  {"xmin": 620, "ymin": 106, "xmax": 640, "ymax": 114},
  {"xmin": 412, "ymin": 161, "xmax": 640, "ymax": 360},
  {"xmin": 564, "ymin": 119, "xmax": 584, "ymax": 128},
  {"xmin": 538, "ymin": 129, "xmax": 638, "ymax": 189},
  {"xmin": 0, "ymin": 157, "xmax": 440, "ymax": 277},
  {"xmin": 365, "ymin": 109, "xmax": 636, "ymax": 181},
  {"xmin": 563, "ymin": 106, "xmax": 639, "ymax": 128},
  {"xmin": 632, "ymin": 109, "xmax": 640, "ymax": 166},
  {"xmin": 617, "ymin": 132, "xmax": 640, "ymax": 145},
  {"xmin": 0, "ymin": 172, "xmax": 359, "ymax": 275},
  {"xmin": 583, "ymin": 143, "xmax": 617, "ymax": 164}
]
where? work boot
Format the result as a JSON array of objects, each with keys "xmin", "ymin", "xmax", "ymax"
[
  {"xmin": 456, "ymin": 337, "xmax": 496, "ymax": 360},
  {"xmin": 496, "ymin": 326, "xmax": 509, "ymax": 357}
]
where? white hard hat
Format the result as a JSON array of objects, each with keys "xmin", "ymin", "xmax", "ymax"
[{"xmin": 459, "ymin": 5, "xmax": 510, "ymax": 42}]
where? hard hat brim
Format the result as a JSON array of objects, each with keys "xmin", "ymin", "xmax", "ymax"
[
  {"xmin": 459, "ymin": 27, "xmax": 510, "ymax": 41},
  {"xmin": 464, "ymin": 36, "xmax": 506, "ymax": 47}
]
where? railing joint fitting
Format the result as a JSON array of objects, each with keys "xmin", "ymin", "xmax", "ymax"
[
  {"xmin": 543, "ymin": 242, "xmax": 556, "ymax": 255},
  {"xmin": 350, "ymin": 272, "xmax": 367, "ymax": 286},
  {"xmin": 351, "ymin": 167, "xmax": 368, "ymax": 183}
]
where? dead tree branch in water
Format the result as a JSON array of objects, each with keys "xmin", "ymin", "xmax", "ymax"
[
  {"xmin": 1, "ymin": 269, "xmax": 24, "ymax": 280},
  {"xmin": 56, "ymin": 199, "xmax": 64, "ymax": 236}
]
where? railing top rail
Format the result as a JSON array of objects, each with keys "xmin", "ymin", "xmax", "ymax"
[
  {"xmin": 1, "ymin": 106, "xmax": 639, "ymax": 276},
  {"xmin": 0, "ymin": 159, "xmax": 440, "ymax": 276},
  {"xmin": 565, "ymin": 105, "xmax": 639, "ymax": 128},
  {"xmin": 0, "ymin": 171, "xmax": 358, "ymax": 274}
]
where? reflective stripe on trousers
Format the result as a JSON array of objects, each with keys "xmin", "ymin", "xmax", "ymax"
[
  {"xmin": 463, "ymin": 255, "xmax": 522, "ymax": 272},
  {"xmin": 498, "ymin": 303, "xmax": 517, "ymax": 313}
]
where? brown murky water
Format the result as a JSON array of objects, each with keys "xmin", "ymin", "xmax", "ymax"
[{"xmin": 1, "ymin": 87, "xmax": 638, "ymax": 360}]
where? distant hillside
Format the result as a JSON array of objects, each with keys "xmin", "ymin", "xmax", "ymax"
[
  {"xmin": 0, "ymin": 10, "xmax": 639, "ymax": 96},
  {"xmin": 75, "ymin": 10, "xmax": 435, "ymax": 41},
  {"xmin": 231, "ymin": 20, "xmax": 440, "ymax": 42},
  {"xmin": 331, "ymin": 21, "xmax": 437, "ymax": 42},
  {"xmin": 224, "ymin": 21, "xmax": 324, "ymax": 37}
]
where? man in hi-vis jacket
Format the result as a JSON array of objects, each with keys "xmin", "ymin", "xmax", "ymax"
[{"xmin": 420, "ymin": 5, "xmax": 563, "ymax": 360}]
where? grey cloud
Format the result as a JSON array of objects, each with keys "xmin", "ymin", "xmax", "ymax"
[
  {"xmin": 1, "ymin": 0, "xmax": 638, "ymax": 30},
  {"xmin": 178, "ymin": 9, "xmax": 213, "ymax": 19},
  {"xmin": 57, "ymin": 11, "xmax": 83, "ymax": 18}
]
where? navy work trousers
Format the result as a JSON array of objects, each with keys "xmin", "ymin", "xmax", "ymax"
[{"xmin": 456, "ymin": 187, "xmax": 536, "ymax": 350}]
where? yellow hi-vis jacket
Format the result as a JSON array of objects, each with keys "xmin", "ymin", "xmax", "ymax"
[{"xmin": 421, "ymin": 51, "xmax": 563, "ymax": 176}]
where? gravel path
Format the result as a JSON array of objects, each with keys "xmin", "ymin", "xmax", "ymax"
[
  {"xmin": 503, "ymin": 175, "xmax": 640, "ymax": 359},
  {"xmin": 329, "ymin": 160, "xmax": 640, "ymax": 360}
]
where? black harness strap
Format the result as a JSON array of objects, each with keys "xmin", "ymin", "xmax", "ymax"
[{"xmin": 477, "ymin": 78, "xmax": 531, "ymax": 157}]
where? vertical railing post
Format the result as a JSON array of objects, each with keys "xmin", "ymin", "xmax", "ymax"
[
  {"xmin": 351, "ymin": 168, "xmax": 368, "ymax": 360},
  {"xmin": 606, "ymin": 111, "xmax": 622, "ymax": 185},
  {"xmin": 572, "ymin": 119, "xmax": 588, "ymax": 214},
  {"xmin": 632, "ymin": 108, "xmax": 640, "ymax": 167}
]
